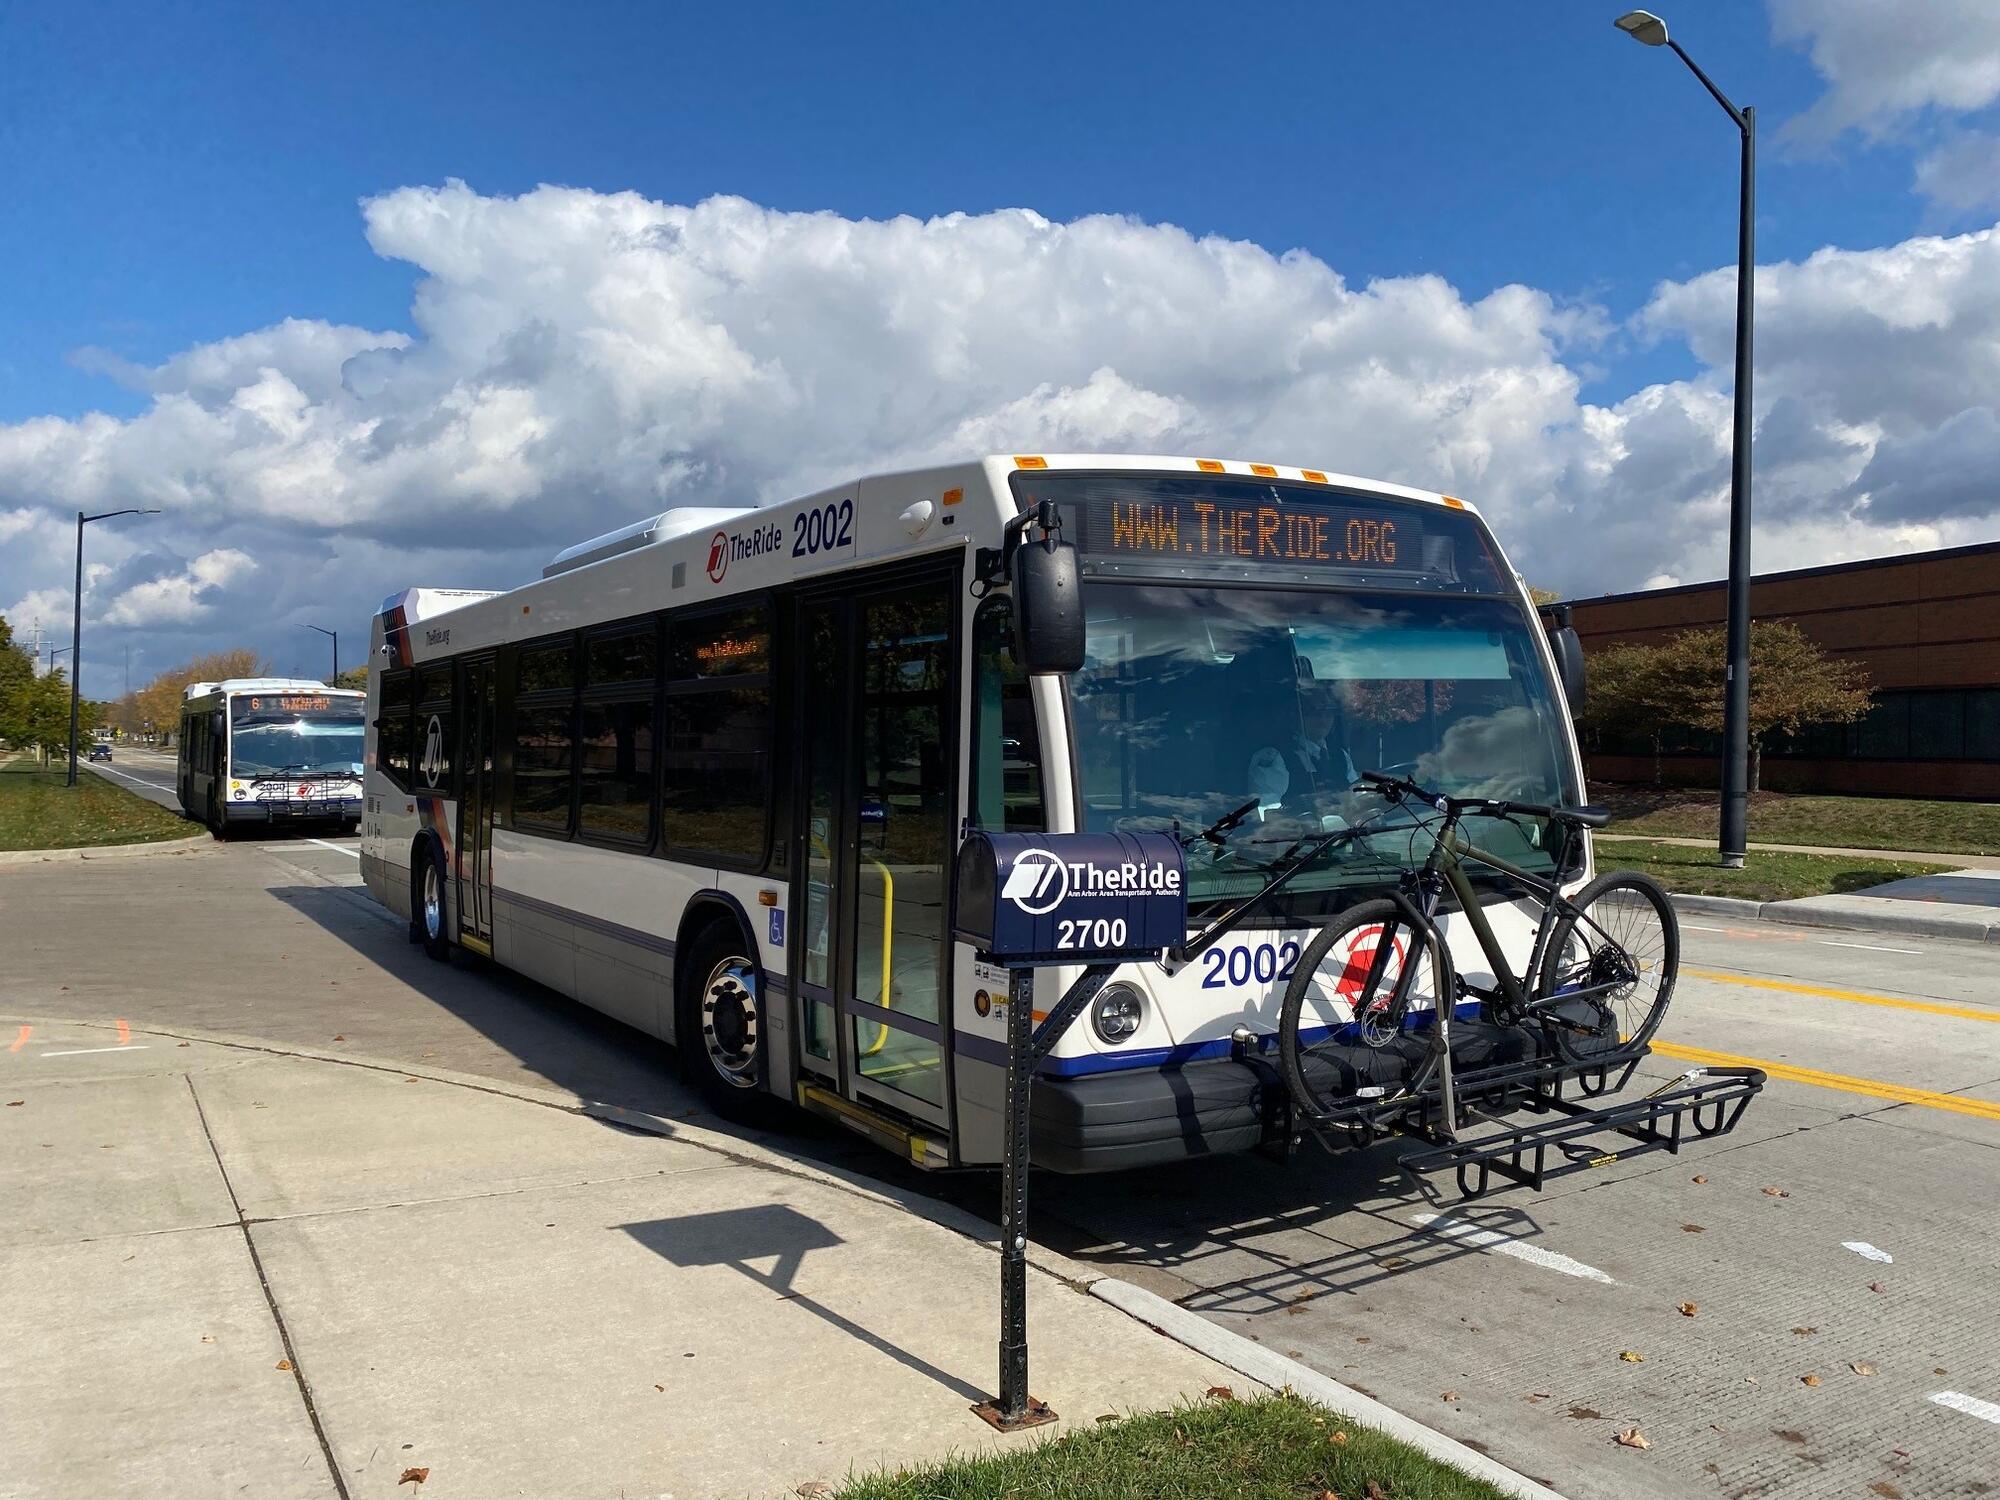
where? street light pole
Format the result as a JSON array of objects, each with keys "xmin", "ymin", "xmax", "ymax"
[
  {"xmin": 67, "ymin": 507, "xmax": 161, "ymax": 787},
  {"xmin": 1616, "ymin": 10, "xmax": 1755, "ymax": 868},
  {"xmin": 300, "ymin": 623, "xmax": 339, "ymax": 683}
]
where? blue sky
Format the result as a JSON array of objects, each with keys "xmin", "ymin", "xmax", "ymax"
[
  {"xmin": 0, "ymin": 0, "xmax": 1928, "ymax": 420},
  {"xmin": 4, "ymin": 0, "xmax": 1999, "ymax": 694}
]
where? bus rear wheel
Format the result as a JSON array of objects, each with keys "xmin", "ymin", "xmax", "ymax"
[{"xmin": 679, "ymin": 923, "xmax": 770, "ymax": 1123}]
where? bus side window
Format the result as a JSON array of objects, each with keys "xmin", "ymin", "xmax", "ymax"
[
  {"xmin": 971, "ymin": 597, "xmax": 1045, "ymax": 832},
  {"xmin": 377, "ymin": 669, "xmax": 415, "ymax": 792},
  {"xmin": 512, "ymin": 638, "xmax": 580, "ymax": 836}
]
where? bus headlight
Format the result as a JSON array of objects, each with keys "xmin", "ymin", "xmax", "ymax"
[{"xmin": 1091, "ymin": 983, "xmax": 1146, "ymax": 1044}]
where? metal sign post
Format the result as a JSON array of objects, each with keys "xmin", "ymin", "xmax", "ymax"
[{"xmin": 953, "ymin": 830, "xmax": 1187, "ymax": 1432}]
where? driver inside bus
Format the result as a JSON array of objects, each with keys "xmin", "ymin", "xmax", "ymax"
[{"xmin": 1246, "ymin": 680, "xmax": 1358, "ymax": 826}]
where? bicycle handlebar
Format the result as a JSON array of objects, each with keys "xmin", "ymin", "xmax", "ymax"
[{"xmin": 1354, "ymin": 770, "xmax": 1558, "ymax": 824}]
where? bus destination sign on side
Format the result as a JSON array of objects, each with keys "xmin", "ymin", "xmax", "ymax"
[{"xmin": 1057, "ymin": 494, "xmax": 1426, "ymax": 574}]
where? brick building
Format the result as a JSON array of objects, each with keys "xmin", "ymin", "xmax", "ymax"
[{"xmin": 1564, "ymin": 540, "xmax": 2000, "ymax": 800}]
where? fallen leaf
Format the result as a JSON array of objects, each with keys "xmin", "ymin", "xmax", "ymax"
[
  {"xmin": 275, "ymin": 1359, "xmax": 292, "ymax": 1371},
  {"xmin": 1691, "ymin": 1174, "xmax": 1708, "ymax": 1184},
  {"xmin": 1679, "ymin": 1302, "xmax": 1699, "ymax": 1317},
  {"xmin": 1850, "ymin": 1361, "xmax": 1878, "ymax": 1377},
  {"xmin": 1205, "ymin": 1385, "xmax": 1235, "ymax": 1401},
  {"xmin": 1801, "ymin": 1373, "xmax": 1821, "ymax": 1387},
  {"xmin": 792, "ymin": 1485, "xmax": 830, "ymax": 1500},
  {"xmin": 1869, "ymin": 1281, "xmax": 1888, "ymax": 1293},
  {"xmin": 1314, "ymin": 1491, "xmax": 1340, "ymax": 1500},
  {"xmin": 1365, "ymin": 1483, "xmax": 1390, "ymax": 1500},
  {"xmin": 1380, "ymin": 1257, "xmax": 1410, "ymax": 1269},
  {"xmin": 398, "ymin": 1471, "xmax": 430, "ymax": 1488},
  {"xmin": 1441, "ymin": 1390, "xmax": 1459, "ymax": 1402},
  {"xmin": 1354, "ymin": 1335, "xmax": 1371, "ymax": 1344},
  {"xmin": 1526, "ymin": 1392, "xmax": 1551, "ymax": 1403},
  {"xmin": 333, "ymin": 1035, "xmax": 346, "ymax": 1042},
  {"xmin": 1569, "ymin": 1406, "xmax": 1602, "ymax": 1420},
  {"xmin": 1681, "ymin": 1223, "xmax": 1705, "ymax": 1234},
  {"xmin": 199, "ymin": 1335, "xmax": 215, "ymax": 1344},
  {"xmin": 1615, "ymin": 1427, "xmax": 1652, "ymax": 1450},
  {"xmin": 403, "ymin": 1077, "xmax": 420, "ymax": 1084},
  {"xmin": 5, "ymin": 1101, "xmax": 20, "ymax": 1107},
  {"xmin": 176, "ymin": 1041, "xmax": 189, "ymax": 1048},
  {"xmin": 1619, "ymin": 1350, "xmax": 1645, "ymax": 1363},
  {"xmin": 1291, "ymin": 1288, "xmax": 1318, "ymax": 1303},
  {"xmin": 1094, "ymin": 1413, "xmax": 1117, "ymax": 1424},
  {"xmin": 653, "ymin": 1384, "xmax": 664, "ymax": 1392},
  {"xmin": 1935, "ymin": 1367, "xmax": 1948, "ymax": 1376},
  {"xmin": 1792, "ymin": 1327, "xmax": 1817, "ymax": 1336},
  {"xmin": 1870, "ymin": 1484, "xmax": 1904, "ymax": 1499},
  {"xmin": 1762, "ymin": 1186, "xmax": 1790, "ymax": 1198},
  {"xmin": 1331, "ymin": 1430, "xmax": 1348, "ymax": 1445}
]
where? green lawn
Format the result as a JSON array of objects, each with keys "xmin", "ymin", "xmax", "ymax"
[
  {"xmin": 1596, "ymin": 837, "xmax": 1949, "ymax": 903},
  {"xmin": 834, "ymin": 1392, "xmax": 1510, "ymax": 1500},
  {"xmin": 1593, "ymin": 784, "xmax": 2000, "ymax": 857},
  {"xmin": 0, "ymin": 754, "xmax": 194, "ymax": 851}
]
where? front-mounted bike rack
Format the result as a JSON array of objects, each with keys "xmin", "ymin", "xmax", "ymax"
[{"xmin": 1395, "ymin": 1060, "xmax": 1766, "ymax": 1198}]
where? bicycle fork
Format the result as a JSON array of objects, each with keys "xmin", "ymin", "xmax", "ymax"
[{"xmin": 1384, "ymin": 881, "xmax": 1461, "ymax": 1142}]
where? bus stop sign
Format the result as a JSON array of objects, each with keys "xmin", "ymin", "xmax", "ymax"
[{"xmin": 953, "ymin": 831, "xmax": 1187, "ymax": 966}]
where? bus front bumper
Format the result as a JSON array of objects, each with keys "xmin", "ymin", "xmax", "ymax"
[
  {"xmin": 1031, "ymin": 1055, "xmax": 1271, "ymax": 1174},
  {"xmin": 225, "ymin": 795, "xmax": 362, "ymax": 823}
]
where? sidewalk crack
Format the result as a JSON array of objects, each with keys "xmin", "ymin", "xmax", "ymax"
[{"xmin": 185, "ymin": 1073, "xmax": 351, "ymax": 1500}]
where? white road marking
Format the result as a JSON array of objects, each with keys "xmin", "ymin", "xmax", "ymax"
[
  {"xmin": 306, "ymin": 838, "xmax": 362, "ymax": 858},
  {"xmin": 88, "ymin": 763, "xmax": 176, "ymax": 792},
  {"xmin": 1410, "ymin": 1212, "xmax": 1616, "ymax": 1285},
  {"xmin": 1842, "ymin": 1241, "xmax": 1894, "ymax": 1263},
  {"xmin": 1819, "ymin": 940, "xmax": 1921, "ymax": 956},
  {"xmin": 1682, "ymin": 923, "xmax": 1725, "ymax": 932},
  {"xmin": 1930, "ymin": 1390, "xmax": 2000, "ymax": 1426},
  {"xmin": 39, "ymin": 1045, "xmax": 151, "ymax": 1058}
]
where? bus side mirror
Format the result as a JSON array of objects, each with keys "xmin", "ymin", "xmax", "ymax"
[
  {"xmin": 1548, "ymin": 620, "xmax": 1587, "ymax": 712},
  {"xmin": 1010, "ymin": 514, "xmax": 1085, "ymax": 676}
]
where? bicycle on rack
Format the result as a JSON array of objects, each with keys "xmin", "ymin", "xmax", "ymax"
[{"xmin": 1276, "ymin": 770, "xmax": 1679, "ymax": 1136}]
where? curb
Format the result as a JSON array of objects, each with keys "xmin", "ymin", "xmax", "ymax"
[
  {"xmin": 1088, "ymin": 1278, "xmax": 1567, "ymax": 1500},
  {"xmin": 1668, "ymin": 891, "xmax": 1998, "ymax": 944},
  {"xmin": 0, "ymin": 832, "xmax": 208, "ymax": 867}
]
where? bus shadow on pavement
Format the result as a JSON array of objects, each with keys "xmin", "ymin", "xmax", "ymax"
[
  {"xmin": 616, "ymin": 1205, "xmax": 989, "ymax": 1404},
  {"xmin": 265, "ymin": 880, "xmax": 702, "ymax": 1119}
]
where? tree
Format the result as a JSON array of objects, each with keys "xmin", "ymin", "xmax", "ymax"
[
  {"xmin": 333, "ymin": 665, "xmax": 369, "ymax": 691},
  {"xmin": 1601, "ymin": 621, "xmax": 1873, "ymax": 791},
  {"xmin": 0, "ymin": 613, "xmax": 34, "ymax": 749},
  {"xmin": 1527, "ymin": 586, "xmax": 1562, "ymax": 608},
  {"xmin": 131, "ymin": 648, "xmax": 269, "ymax": 745}
]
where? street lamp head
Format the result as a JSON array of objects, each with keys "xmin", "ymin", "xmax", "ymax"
[{"xmin": 1615, "ymin": 9, "xmax": 1670, "ymax": 45}]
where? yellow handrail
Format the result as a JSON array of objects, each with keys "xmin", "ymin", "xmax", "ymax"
[{"xmin": 861, "ymin": 857, "xmax": 894, "ymax": 1057}]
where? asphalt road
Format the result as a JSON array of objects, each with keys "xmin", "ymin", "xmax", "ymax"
[{"xmin": 9, "ymin": 754, "xmax": 1997, "ymax": 1499}]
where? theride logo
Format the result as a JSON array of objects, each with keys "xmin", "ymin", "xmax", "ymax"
[
  {"xmin": 1000, "ymin": 849, "xmax": 1069, "ymax": 915},
  {"xmin": 707, "ymin": 522, "xmax": 785, "ymax": 585}
]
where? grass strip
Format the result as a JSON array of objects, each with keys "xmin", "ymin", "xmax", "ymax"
[
  {"xmin": 0, "ymin": 755, "xmax": 193, "ymax": 851},
  {"xmin": 1595, "ymin": 785, "xmax": 2000, "ymax": 857},
  {"xmin": 833, "ymin": 1391, "xmax": 1512, "ymax": 1500},
  {"xmin": 1598, "ymin": 838, "xmax": 1948, "ymax": 903}
]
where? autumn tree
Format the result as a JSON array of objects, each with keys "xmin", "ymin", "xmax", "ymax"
[
  {"xmin": 1598, "ymin": 621, "xmax": 1872, "ymax": 790},
  {"xmin": 130, "ymin": 648, "xmax": 269, "ymax": 744},
  {"xmin": 333, "ymin": 665, "xmax": 369, "ymax": 691}
]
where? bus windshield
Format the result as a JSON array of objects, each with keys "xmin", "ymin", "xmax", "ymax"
[
  {"xmin": 1069, "ymin": 583, "xmax": 1578, "ymax": 912},
  {"xmin": 230, "ymin": 700, "xmax": 366, "ymax": 778}
]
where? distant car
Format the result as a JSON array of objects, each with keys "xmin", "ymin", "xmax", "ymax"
[{"xmin": 88, "ymin": 742, "xmax": 113, "ymax": 762}]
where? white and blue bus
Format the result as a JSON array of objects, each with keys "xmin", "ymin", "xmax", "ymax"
[
  {"xmin": 179, "ymin": 678, "xmax": 366, "ymax": 836},
  {"xmin": 361, "ymin": 455, "xmax": 1588, "ymax": 1170}
]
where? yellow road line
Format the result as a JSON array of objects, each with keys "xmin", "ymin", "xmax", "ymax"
[
  {"xmin": 1653, "ymin": 1040, "xmax": 2000, "ymax": 1121},
  {"xmin": 1684, "ymin": 966, "xmax": 2000, "ymax": 1025}
]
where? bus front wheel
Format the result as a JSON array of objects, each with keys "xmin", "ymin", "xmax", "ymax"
[
  {"xmin": 679, "ymin": 923, "xmax": 770, "ymax": 1123},
  {"xmin": 414, "ymin": 842, "xmax": 452, "ymax": 961}
]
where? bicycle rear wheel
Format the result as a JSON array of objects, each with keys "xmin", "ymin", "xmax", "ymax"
[
  {"xmin": 1279, "ymin": 899, "xmax": 1453, "ymax": 1121},
  {"xmin": 1536, "ymin": 870, "xmax": 1678, "ymax": 1064}
]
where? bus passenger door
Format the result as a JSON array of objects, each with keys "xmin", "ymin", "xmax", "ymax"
[
  {"xmin": 791, "ymin": 571, "xmax": 958, "ymax": 1140},
  {"xmin": 457, "ymin": 656, "xmax": 497, "ymax": 953}
]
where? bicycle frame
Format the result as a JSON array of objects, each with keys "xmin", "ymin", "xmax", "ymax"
[{"xmin": 1420, "ymin": 817, "xmax": 1575, "ymax": 1021}]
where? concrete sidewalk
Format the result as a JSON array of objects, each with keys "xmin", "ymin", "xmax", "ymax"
[
  {"xmin": 0, "ymin": 1023, "xmax": 1241, "ymax": 1499},
  {"xmin": 1595, "ymin": 830, "xmax": 2000, "ymax": 869}
]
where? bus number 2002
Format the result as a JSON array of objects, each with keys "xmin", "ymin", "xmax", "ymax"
[{"xmin": 1200, "ymin": 939, "xmax": 1302, "ymax": 989}]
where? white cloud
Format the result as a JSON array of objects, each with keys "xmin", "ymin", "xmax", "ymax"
[
  {"xmin": 1773, "ymin": 0, "xmax": 2000, "ymax": 143},
  {"xmin": 0, "ymin": 181, "xmax": 1996, "ymax": 687},
  {"xmin": 1916, "ymin": 130, "xmax": 2000, "ymax": 215}
]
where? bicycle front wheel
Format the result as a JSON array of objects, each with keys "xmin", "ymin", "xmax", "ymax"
[
  {"xmin": 1536, "ymin": 870, "xmax": 1678, "ymax": 1064},
  {"xmin": 1279, "ymin": 899, "xmax": 1453, "ymax": 1121}
]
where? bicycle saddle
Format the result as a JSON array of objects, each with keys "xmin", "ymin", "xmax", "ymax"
[{"xmin": 1551, "ymin": 804, "xmax": 1612, "ymax": 829}]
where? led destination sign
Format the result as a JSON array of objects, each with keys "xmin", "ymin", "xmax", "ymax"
[
  {"xmin": 1013, "ymin": 472, "xmax": 1515, "ymax": 594},
  {"xmin": 1070, "ymin": 494, "xmax": 1422, "ymax": 571}
]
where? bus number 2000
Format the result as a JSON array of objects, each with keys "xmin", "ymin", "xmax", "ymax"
[{"xmin": 1057, "ymin": 917, "xmax": 1128, "ymax": 950}]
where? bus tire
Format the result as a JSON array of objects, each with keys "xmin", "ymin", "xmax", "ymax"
[
  {"xmin": 414, "ymin": 840, "xmax": 452, "ymax": 961},
  {"xmin": 678, "ymin": 921, "xmax": 771, "ymax": 1123}
]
